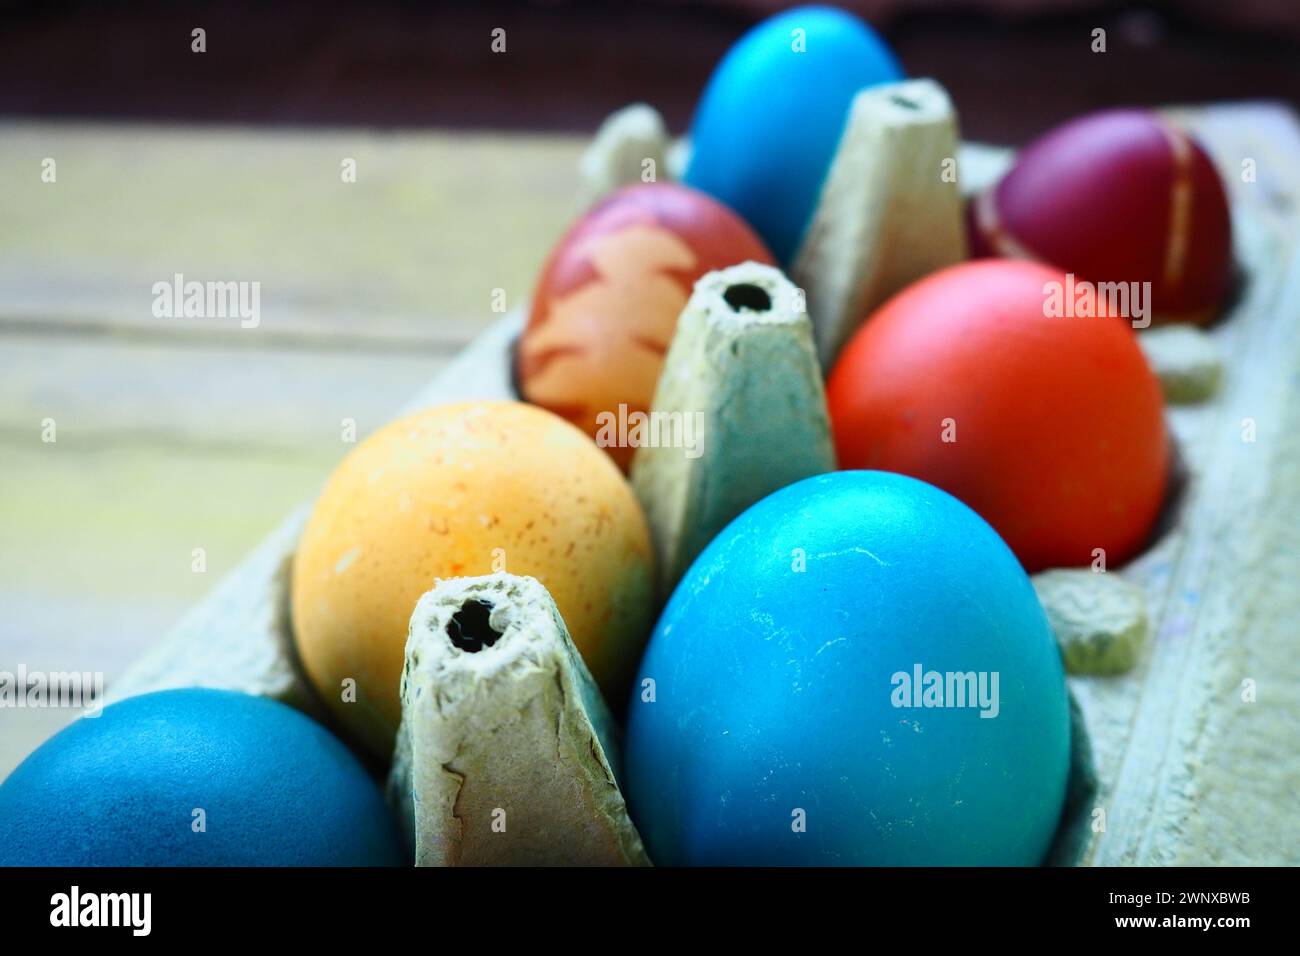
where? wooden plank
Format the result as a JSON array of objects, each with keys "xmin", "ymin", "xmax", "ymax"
[
  {"xmin": 0, "ymin": 122, "xmax": 584, "ymax": 351},
  {"xmin": 0, "ymin": 338, "xmax": 445, "ymax": 451}
]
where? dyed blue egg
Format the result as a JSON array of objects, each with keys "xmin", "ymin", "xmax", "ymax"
[
  {"xmin": 0, "ymin": 688, "xmax": 407, "ymax": 866},
  {"xmin": 624, "ymin": 471, "xmax": 1070, "ymax": 865},
  {"xmin": 683, "ymin": 6, "xmax": 904, "ymax": 263}
]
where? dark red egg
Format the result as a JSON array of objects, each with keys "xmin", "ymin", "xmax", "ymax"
[{"xmin": 968, "ymin": 109, "xmax": 1232, "ymax": 325}]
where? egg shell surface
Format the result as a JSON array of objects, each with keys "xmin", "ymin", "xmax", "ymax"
[
  {"xmin": 517, "ymin": 182, "xmax": 773, "ymax": 471},
  {"xmin": 291, "ymin": 401, "xmax": 655, "ymax": 758},
  {"xmin": 827, "ymin": 260, "xmax": 1169, "ymax": 573},
  {"xmin": 624, "ymin": 471, "xmax": 1071, "ymax": 865},
  {"xmin": 683, "ymin": 5, "xmax": 904, "ymax": 263},
  {"xmin": 0, "ymin": 688, "xmax": 407, "ymax": 866},
  {"xmin": 969, "ymin": 109, "xmax": 1232, "ymax": 323}
]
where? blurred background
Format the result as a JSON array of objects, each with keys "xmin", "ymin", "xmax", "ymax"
[
  {"xmin": 3, "ymin": 0, "xmax": 1300, "ymax": 138},
  {"xmin": 1, "ymin": 0, "xmax": 1297, "ymax": 776}
]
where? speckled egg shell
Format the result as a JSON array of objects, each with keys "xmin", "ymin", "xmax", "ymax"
[
  {"xmin": 0, "ymin": 688, "xmax": 407, "ymax": 866},
  {"xmin": 291, "ymin": 400, "xmax": 655, "ymax": 758},
  {"xmin": 624, "ymin": 471, "xmax": 1071, "ymax": 866},
  {"xmin": 517, "ymin": 182, "xmax": 773, "ymax": 471},
  {"xmin": 969, "ymin": 109, "xmax": 1232, "ymax": 324},
  {"xmin": 827, "ymin": 259, "xmax": 1170, "ymax": 573},
  {"xmin": 683, "ymin": 5, "xmax": 903, "ymax": 263}
]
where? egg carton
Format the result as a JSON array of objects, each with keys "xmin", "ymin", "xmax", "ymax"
[{"xmin": 110, "ymin": 87, "xmax": 1300, "ymax": 866}]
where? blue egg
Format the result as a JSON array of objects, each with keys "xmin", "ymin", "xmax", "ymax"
[
  {"xmin": 0, "ymin": 688, "xmax": 407, "ymax": 866},
  {"xmin": 682, "ymin": 6, "xmax": 904, "ymax": 263},
  {"xmin": 624, "ymin": 471, "xmax": 1071, "ymax": 865}
]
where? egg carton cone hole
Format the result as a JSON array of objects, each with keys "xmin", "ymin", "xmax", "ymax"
[
  {"xmin": 387, "ymin": 573, "xmax": 649, "ymax": 866},
  {"xmin": 631, "ymin": 261, "xmax": 835, "ymax": 597}
]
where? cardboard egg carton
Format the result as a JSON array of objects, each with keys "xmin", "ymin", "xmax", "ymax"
[{"xmin": 110, "ymin": 86, "xmax": 1300, "ymax": 866}]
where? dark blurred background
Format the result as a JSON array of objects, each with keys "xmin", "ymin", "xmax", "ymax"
[{"xmin": 1, "ymin": 0, "xmax": 1297, "ymax": 144}]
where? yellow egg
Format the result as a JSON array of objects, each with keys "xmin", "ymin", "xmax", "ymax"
[{"xmin": 290, "ymin": 400, "xmax": 656, "ymax": 758}]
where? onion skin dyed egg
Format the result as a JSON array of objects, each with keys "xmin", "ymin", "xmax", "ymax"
[
  {"xmin": 969, "ymin": 109, "xmax": 1232, "ymax": 324},
  {"xmin": 0, "ymin": 688, "xmax": 406, "ymax": 866},
  {"xmin": 516, "ymin": 182, "xmax": 773, "ymax": 471},
  {"xmin": 826, "ymin": 260, "xmax": 1170, "ymax": 574},
  {"xmin": 683, "ymin": 5, "xmax": 903, "ymax": 263},
  {"xmin": 624, "ymin": 471, "xmax": 1071, "ymax": 866},
  {"xmin": 291, "ymin": 400, "xmax": 655, "ymax": 758}
]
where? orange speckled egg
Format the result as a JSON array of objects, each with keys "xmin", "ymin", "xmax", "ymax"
[
  {"xmin": 516, "ymin": 182, "xmax": 774, "ymax": 470},
  {"xmin": 291, "ymin": 400, "xmax": 656, "ymax": 758}
]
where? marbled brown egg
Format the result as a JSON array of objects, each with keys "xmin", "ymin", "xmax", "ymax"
[{"xmin": 517, "ymin": 182, "xmax": 774, "ymax": 470}]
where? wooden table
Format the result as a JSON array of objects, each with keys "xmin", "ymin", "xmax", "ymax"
[{"xmin": 0, "ymin": 123, "xmax": 586, "ymax": 776}]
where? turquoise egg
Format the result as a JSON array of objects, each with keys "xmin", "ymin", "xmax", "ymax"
[
  {"xmin": 0, "ymin": 688, "xmax": 407, "ymax": 866},
  {"xmin": 624, "ymin": 471, "xmax": 1071, "ymax": 865},
  {"xmin": 683, "ymin": 5, "xmax": 904, "ymax": 263}
]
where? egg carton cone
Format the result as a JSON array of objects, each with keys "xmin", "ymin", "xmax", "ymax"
[
  {"xmin": 630, "ymin": 261, "xmax": 835, "ymax": 596},
  {"xmin": 579, "ymin": 103, "xmax": 670, "ymax": 205},
  {"xmin": 387, "ymin": 573, "xmax": 650, "ymax": 866},
  {"xmin": 789, "ymin": 79, "xmax": 968, "ymax": 367},
  {"xmin": 109, "ymin": 101, "xmax": 1300, "ymax": 866}
]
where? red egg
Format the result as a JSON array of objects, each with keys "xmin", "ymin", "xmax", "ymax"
[
  {"xmin": 826, "ymin": 260, "xmax": 1170, "ymax": 573},
  {"xmin": 517, "ymin": 182, "xmax": 774, "ymax": 470},
  {"xmin": 968, "ymin": 109, "xmax": 1232, "ymax": 325}
]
